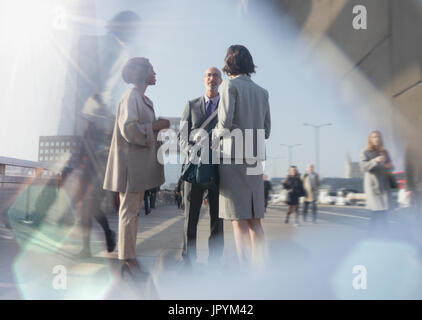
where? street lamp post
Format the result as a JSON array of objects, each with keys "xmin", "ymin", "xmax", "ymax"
[
  {"xmin": 267, "ymin": 156, "xmax": 285, "ymax": 178},
  {"xmin": 303, "ymin": 122, "xmax": 332, "ymax": 175},
  {"xmin": 280, "ymin": 144, "xmax": 301, "ymax": 167}
]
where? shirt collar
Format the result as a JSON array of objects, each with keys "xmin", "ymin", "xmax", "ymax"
[{"xmin": 204, "ymin": 94, "xmax": 220, "ymax": 105}]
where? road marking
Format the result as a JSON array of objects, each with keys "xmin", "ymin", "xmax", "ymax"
[
  {"xmin": 136, "ymin": 215, "xmax": 184, "ymax": 246},
  {"xmin": 318, "ymin": 210, "xmax": 370, "ymax": 220}
]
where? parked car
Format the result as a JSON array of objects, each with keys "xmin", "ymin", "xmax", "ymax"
[
  {"xmin": 397, "ymin": 188, "xmax": 410, "ymax": 208},
  {"xmin": 319, "ymin": 189, "xmax": 336, "ymax": 205}
]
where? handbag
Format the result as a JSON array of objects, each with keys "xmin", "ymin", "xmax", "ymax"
[{"xmin": 181, "ymin": 109, "xmax": 219, "ymax": 188}]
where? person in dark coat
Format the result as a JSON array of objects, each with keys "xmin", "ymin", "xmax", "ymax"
[
  {"xmin": 143, "ymin": 187, "xmax": 159, "ymax": 215},
  {"xmin": 282, "ymin": 166, "xmax": 305, "ymax": 226}
]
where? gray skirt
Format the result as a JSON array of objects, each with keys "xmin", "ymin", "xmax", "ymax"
[{"xmin": 218, "ymin": 162, "xmax": 265, "ymax": 220}]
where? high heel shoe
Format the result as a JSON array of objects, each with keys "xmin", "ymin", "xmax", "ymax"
[
  {"xmin": 120, "ymin": 261, "xmax": 144, "ymax": 281},
  {"xmin": 120, "ymin": 263, "xmax": 130, "ymax": 278}
]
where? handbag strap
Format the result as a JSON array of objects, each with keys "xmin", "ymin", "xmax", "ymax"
[
  {"xmin": 199, "ymin": 109, "xmax": 218, "ymax": 130},
  {"xmin": 180, "ymin": 108, "xmax": 218, "ymax": 173}
]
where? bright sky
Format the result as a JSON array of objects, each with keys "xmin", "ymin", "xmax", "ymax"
[{"xmin": 0, "ymin": 0, "xmax": 405, "ymax": 181}]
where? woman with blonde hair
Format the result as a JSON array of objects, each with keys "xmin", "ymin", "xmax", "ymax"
[
  {"xmin": 103, "ymin": 57, "xmax": 170, "ymax": 276},
  {"xmin": 360, "ymin": 130, "xmax": 394, "ymax": 234}
]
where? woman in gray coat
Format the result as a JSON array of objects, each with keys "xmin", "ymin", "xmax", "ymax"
[
  {"xmin": 103, "ymin": 57, "xmax": 170, "ymax": 275},
  {"xmin": 215, "ymin": 45, "xmax": 271, "ymax": 266},
  {"xmin": 360, "ymin": 130, "xmax": 394, "ymax": 233}
]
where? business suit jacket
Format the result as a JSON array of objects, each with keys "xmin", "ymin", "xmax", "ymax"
[
  {"xmin": 103, "ymin": 88, "xmax": 164, "ymax": 193},
  {"xmin": 215, "ymin": 74, "xmax": 271, "ymax": 161},
  {"xmin": 179, "ymin": 96, "xmax": 218, "ymax": 157},
  {"xmin": 215, "ymin": 75, "xmax": 271, "ymax": 220}
]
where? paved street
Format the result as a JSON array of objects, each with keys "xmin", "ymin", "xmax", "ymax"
[{"xmin": 1, "ymin": 202, "xmax": 422, "ymax": 299}]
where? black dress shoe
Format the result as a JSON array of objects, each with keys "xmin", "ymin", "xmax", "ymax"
[{"xmin": 106, "ymin": 230, "xmax": 116, "ymax": 253}]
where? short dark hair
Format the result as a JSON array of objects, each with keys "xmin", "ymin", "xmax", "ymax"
[{"xmin": 222, "ymin": 45, "xmax": 256, "ymax": 77}]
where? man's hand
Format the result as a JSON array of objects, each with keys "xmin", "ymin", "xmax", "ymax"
[{"xmin": 152, "ymin": 118, "xmax": 170, "ymax": 131}]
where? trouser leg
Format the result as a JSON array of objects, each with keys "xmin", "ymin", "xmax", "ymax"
[
  {"xmin": 207, "ymin": 186, "xmax": 224, "ymax": 262},
  {"xmin": 182, "ymin": 182, "xmax": 204, "ymax": 262},
  {"xmin": 90, "ymin": 185, "xmax": 111, "ymax": 235},
  {"xmin": 312, "ymin": 201, "xmax": 317, "ymax": 222},
  {"xmin": 285, "ymin": 205, "xmax": 292, "ymax": 223},
  {"xmin": 150, "ymin": 191, "xmax": 157, "ymax": 208},
  {"xmin": 303, "ymin": 201, "xmax": 309, "ymax": 221},
  {"xmin": 295, "ymin": 205, "xmax": 299, "ymax": 223},
  {"xmin": 118, "ymin": 191, "xmax": 143, "ymax": 260},
  {"xmin": 144, "ymin": 192, "xmax": 150, "ymax": 214}
]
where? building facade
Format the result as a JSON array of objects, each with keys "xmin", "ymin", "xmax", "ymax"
[
  {"xmin": 38, "ymin": 136, "xmax": 82, "ymax": 169},
  {"xmin": 345, "ymin": 153, "xmax": 362, "ymax": 179}
]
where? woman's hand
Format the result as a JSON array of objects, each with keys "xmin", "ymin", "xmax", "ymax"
[
  {"xmin": 152, "ymin": 118, "xmax": 170, "ymax": 131},
  {"xmin": 374, "ymin": 155, "xmax": 385, "ymax": 163}
]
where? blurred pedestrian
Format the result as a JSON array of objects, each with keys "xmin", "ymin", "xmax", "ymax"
[
  {"xmin": 143, "ymin": 187, "xmax": 158, "ymax": 215},
  {"xmin": 263, "ymin": 175, "xmax": 272, "ymax": 212},
  {"xmin": 175, "ymin": 178, "xmax": 184, "ymax": 209},
  {"xmin": 302, "ymin": 164, "xmax": 320, "ymax": 223},
  {"xmin": 405, "ymin": 131, "xmax": 422, "ymax": 248},
  {"xmin": 360, "ymin": 130, "xmax": 394, "ymax": 235},
  {"xmin": 61, "ymin": 10, "xmax": 141, "ymax": 258},
  {"xmin": 149, "ymin": 187, "xmax": 158, "ymax": 209},
  {"xmin": 282, "ymin": 166, "xmax": 305, "ymax": 226},
  {"xmin": 143, "ymin": 189, "xmax": 152, "ymax": 215}
]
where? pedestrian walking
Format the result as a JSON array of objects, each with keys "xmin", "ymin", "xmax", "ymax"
[
  {"xmin": 283, "ymin": 166, "xmax": 305, "ymax": 226},
  {"xmin": 302, "ymin": 164, "xmax": 320, "ymax": 223},
  {"xmin": 360, "ymin": 130, "xmax": 394, "ymax": 235},
  {"xmin": 264, "ymin": 175, "xmax": 272, "ymax": 212}
]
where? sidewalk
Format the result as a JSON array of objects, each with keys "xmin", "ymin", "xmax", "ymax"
[{"xmin": 1, "ymin": 203, "xmax": 421, "ymax": 299}]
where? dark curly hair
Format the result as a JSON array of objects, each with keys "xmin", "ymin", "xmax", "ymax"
[{"xmin": 222, "ymin": 45, "xmax": 256, "ymax": 77}]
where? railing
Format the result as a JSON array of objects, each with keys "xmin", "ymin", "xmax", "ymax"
[{"xmin": 0, "ymin": 156, "xmax": 65, "ymax": 224}]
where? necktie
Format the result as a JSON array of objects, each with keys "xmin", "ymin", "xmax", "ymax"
[{"xmin": 206, "ymin": 100, "xmax": 213, "ymax": 118}]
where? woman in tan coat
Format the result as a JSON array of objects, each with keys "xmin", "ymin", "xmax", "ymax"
[{"xmin": 103, "ymin": 57, "xmax": 170, "ymax": 275}]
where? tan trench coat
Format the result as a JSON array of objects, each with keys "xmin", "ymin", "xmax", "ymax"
[
  {"xmin": 103, "ymin": 88, "xmax": 164, "ymax": 193},
  {"xmin": 302, "ymin": 172, "xmax": 320, "ymax": 202}
]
